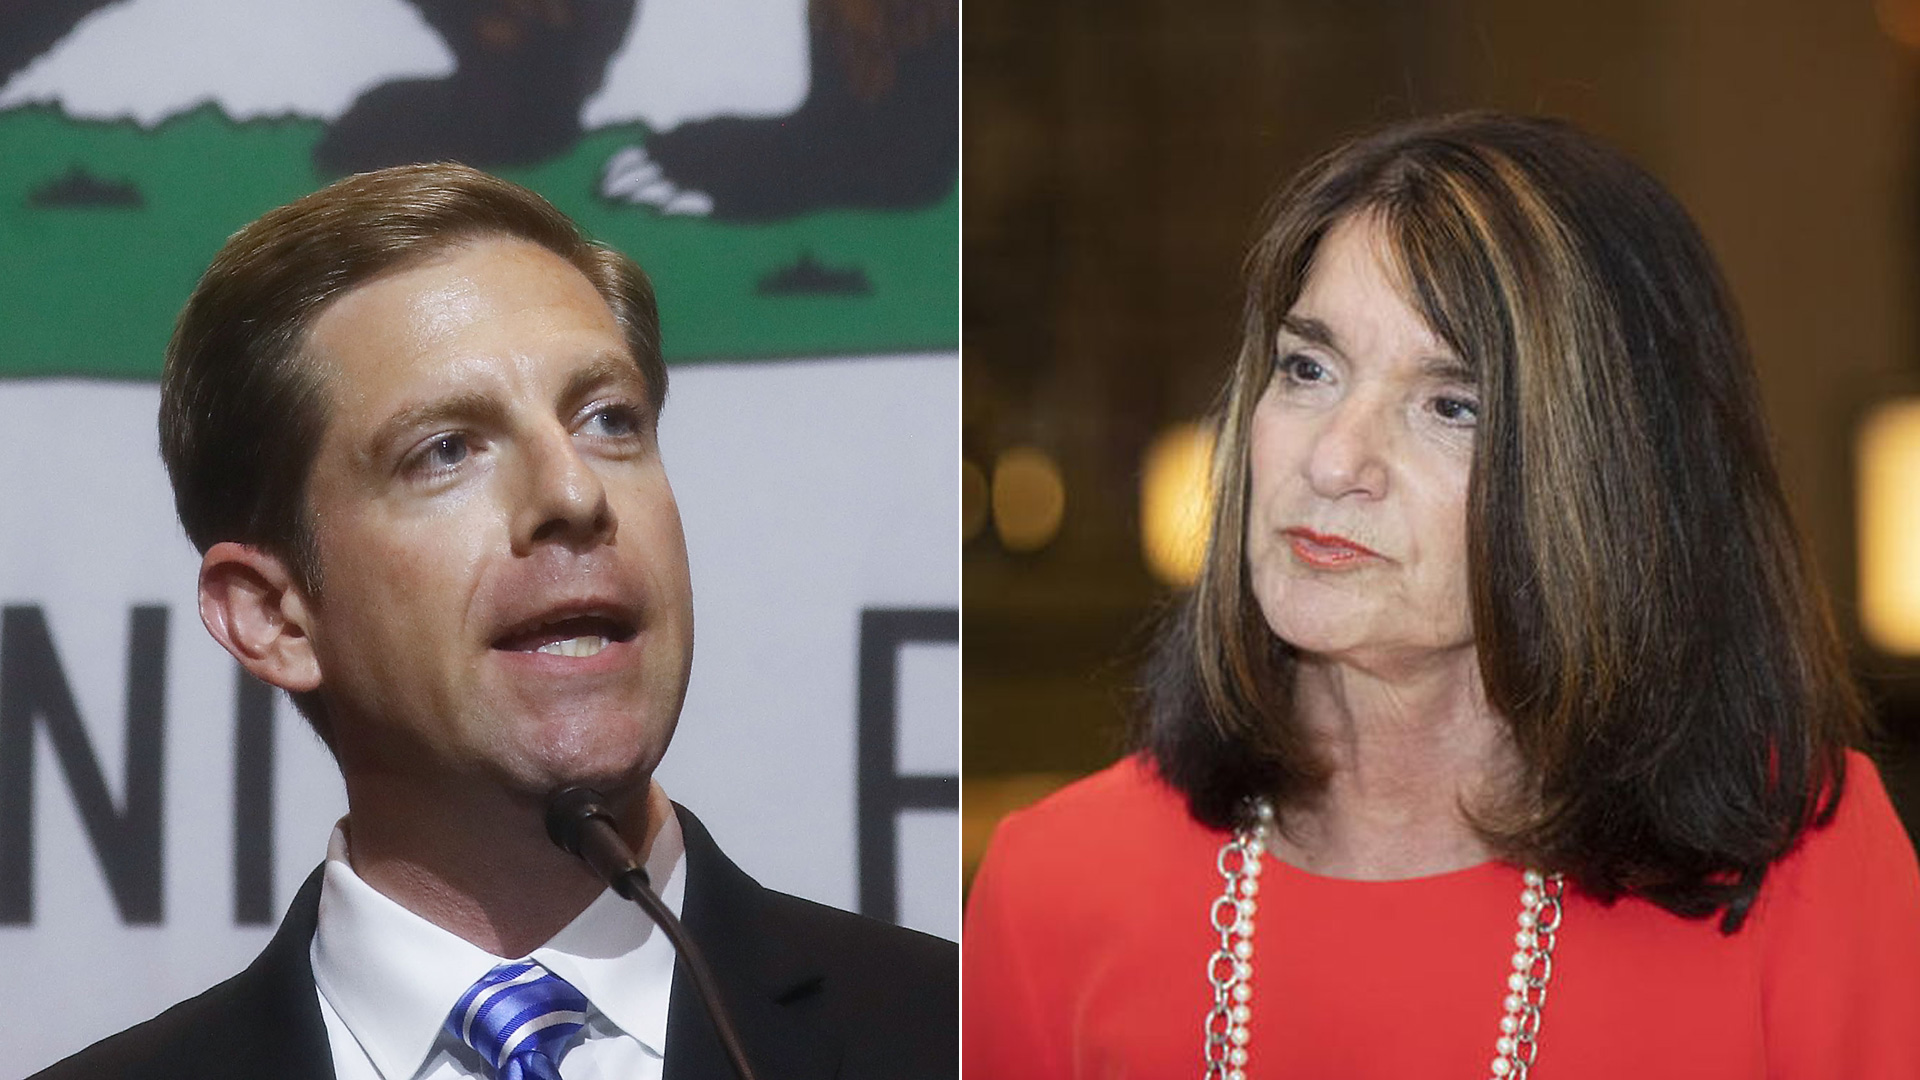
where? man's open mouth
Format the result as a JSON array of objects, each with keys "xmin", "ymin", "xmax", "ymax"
[
  {"xmin": 539, "ymin": 635, "xmax": 608, "ymax": 658},
  {"xmin": 492, "ymin": 613, "xmax": 640, "ymax": 658}
]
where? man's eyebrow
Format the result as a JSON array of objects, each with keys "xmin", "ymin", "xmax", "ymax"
[
  {"xmin": 366, "ymin": 391, "xmax": 507, "ymax": 457},
  {"xmin": 560, "ymin": 353, "xmax": 652, "ymax": 412}
]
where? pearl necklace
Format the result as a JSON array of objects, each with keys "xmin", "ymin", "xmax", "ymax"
[{"xmin": 1203, "ymin": 799, "xmax": 1565, "ymax": 1080}]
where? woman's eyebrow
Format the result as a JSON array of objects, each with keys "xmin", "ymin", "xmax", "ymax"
[
  {"xmin": 1278, "ymin": 314, "xmax": 1337, "ymax": 349},
  {"xmin": 1422, "ymin": 354, "xmax": 1475, "ymax": 382}
]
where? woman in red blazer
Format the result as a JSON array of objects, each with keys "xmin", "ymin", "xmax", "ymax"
[{"xmin": 965, "ymin": 112, "xmax": 1920, "ymax": 1079}]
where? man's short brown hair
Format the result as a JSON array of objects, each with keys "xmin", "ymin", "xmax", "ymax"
[{"xmin": 159, "ymin": 162, "xmax": 666, "ymax": 594}]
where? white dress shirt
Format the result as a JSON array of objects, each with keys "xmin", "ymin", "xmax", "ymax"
[{"xmin": 310, "ymin": 810, "xmax": 687, "ymax": 1080}]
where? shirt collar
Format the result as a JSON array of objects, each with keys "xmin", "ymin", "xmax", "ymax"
[{"xmin": 310, "ymin": 803, "xmax": 687, "ymax": 1080}]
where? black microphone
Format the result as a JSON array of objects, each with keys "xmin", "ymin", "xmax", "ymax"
[{"xmin": 544, "ymin": 786, "xmax": 760, "ymax": 1080}]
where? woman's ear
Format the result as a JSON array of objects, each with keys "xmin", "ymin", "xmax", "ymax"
[{"xmin": 197, "ymin": 541, "xmax": 322, "ymax": 694}]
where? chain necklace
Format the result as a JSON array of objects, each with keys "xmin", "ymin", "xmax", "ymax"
[{"xmin": 1203, "ymin": 799, "xmax": 1565, "ymax": 1080}]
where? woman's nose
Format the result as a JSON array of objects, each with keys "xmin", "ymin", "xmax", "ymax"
[{"xmin": 1303, "ymin": 395, "xmax": 1391, "ymax": 499}]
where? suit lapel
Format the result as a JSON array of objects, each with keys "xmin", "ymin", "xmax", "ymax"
[
  {"xmin": 203, "ymin": 865, "xmax": 338, "ymax": 1080},
  {"xmin": 663, "ymin": 805, "xmax": 840, "ymax": 1080}
]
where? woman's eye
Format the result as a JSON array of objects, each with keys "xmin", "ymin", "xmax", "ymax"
[
  {"xmin": 1279, "ymin": 353, "xmax": 1328, "ymax": 384},
  {"xmin": 580, "ymin": 404, "xmax": 644, "ymax": 439},
  {"xmin": 1431, "ymin": 395, "xmax": 1479, "ymax": 424}
]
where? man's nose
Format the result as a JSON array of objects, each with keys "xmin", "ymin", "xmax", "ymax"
[
  {"xmin": 512, "ymin": 427, "xmax": 616, "ymax": 554},
  {"xmin": 1303, "ymin": 394, "xmax": 1391, "ymax": 499}
]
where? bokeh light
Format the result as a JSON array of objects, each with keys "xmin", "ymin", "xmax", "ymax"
[
  {"xmin": 1140, "ymin": 422, "xmax": 1216, "ymax": 586},
  {"xmin": 992, "ymin": 446, "xmax": 1066, "ymax": 552},
  {"xmin": 1859, "ymin": 398, "xmax": 1920, "ymax": 654}
]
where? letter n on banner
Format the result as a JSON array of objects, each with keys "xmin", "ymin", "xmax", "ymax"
[
  {"xmin": 0, "ymin": 605, "xmax": 167, "ymax": 925},
  {"xmin": 856, "ymin": 607, "xmax": 958, "ymax": 925}
]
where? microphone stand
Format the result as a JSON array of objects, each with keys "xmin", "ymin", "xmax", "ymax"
[{"xmin": 545, "ymin": 786, "xmax": 761, "ymax": 1080}]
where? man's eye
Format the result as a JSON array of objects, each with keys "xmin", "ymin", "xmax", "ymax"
[
  {"xmin": 580, "ymin": 404, "xmax": 643, "ymax": 439},
  {"xmin": 411, "ymin": 433, "xmax": 470, "ymax": 474}
]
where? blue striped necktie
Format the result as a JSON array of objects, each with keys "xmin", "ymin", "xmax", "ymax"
[{"xmin": 447, "ymin": 960, "xmax": 590, "ymax": 1080}]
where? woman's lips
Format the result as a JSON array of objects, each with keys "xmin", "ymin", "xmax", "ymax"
[{"xmin": 1282, "ymin": 527, "xmax": 1382, "ymax": 569}]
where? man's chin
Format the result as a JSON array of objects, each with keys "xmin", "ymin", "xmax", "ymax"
[{"xmin": 490, "ymin": 731, "xmax": 667, "ymax": 804}]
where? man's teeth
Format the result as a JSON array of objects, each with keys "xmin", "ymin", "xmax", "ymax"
[{"xmin": 536, "ymin": 636, "xmax": 609, "ymax": 658}]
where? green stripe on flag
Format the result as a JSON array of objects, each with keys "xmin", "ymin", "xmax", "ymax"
[{"xmin": 0, "ymin": 105, "xmax": 957, "ymax": 379}]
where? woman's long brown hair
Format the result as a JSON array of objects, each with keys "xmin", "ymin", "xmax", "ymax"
[{"xmin": 1140, "ymin": 112, "xmax": 1863, "ymax": 930}]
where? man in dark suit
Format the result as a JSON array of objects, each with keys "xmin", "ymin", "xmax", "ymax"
[{"xmin": 32, "ymin": 163, "xmax": 953, "ymax": 1079}]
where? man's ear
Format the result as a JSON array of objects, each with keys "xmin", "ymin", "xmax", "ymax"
[{"xmin": 198, "ymin": 541, "xmax": 322, "ymax": 694}]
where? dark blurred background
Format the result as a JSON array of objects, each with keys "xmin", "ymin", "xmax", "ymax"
[{"xmin": 963, "ymin": 0, "xmax": 1920, "ymax": 881}]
